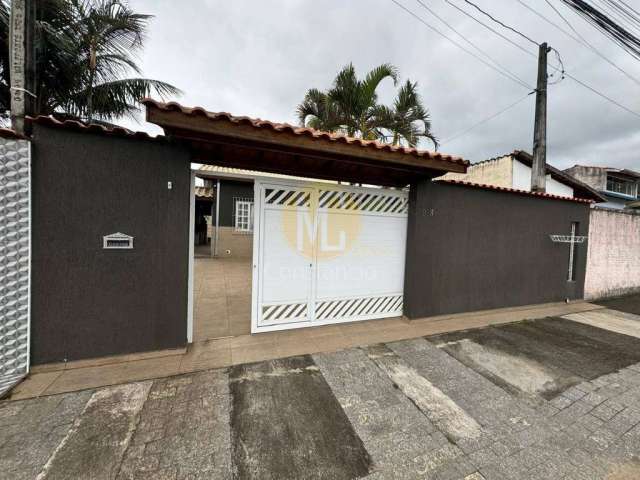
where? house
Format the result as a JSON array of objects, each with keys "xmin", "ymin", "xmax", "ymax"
[
  {"xmin": 1, "ymin": 100, "xmax": 602, "ymax": 396},
  {"xmin": 440, "ymin": 150, "xmax": 605, "ymax": 202},
  {"xmin": 193, "ymin": 166, "xmax": 336, "ymax": 258},
  {"xmin": 563, "ymin": 165, "xmax": 640, "ymax": 210}
]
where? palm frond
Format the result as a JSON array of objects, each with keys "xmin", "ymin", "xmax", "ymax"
[
  {"xmin": 80, "ymin": 77, "xmax": 181, "ymax": 119},
  {"xmin": 361, "ymin": 63, "xmax": 398, "ymax": 105}
]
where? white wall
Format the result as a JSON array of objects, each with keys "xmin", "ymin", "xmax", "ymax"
[
  {"xmin": 584, "ymin": 208, "xmax": 640, "ymax": 299},
  {"xmin": 512, "ymin": 160, "xmax": 574, "ymax": 197},
  {"xmin": 0, "ymin": 137, "xmax": 31, "ymax": 395}
]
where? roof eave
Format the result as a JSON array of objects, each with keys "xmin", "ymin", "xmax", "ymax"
[
  {"xmin": 511, "ymin": 150, "xmax": 606, "ymax": 202},
  {"xmin": 143, "ymin": 99, "xmax": 468, "ymax": 176}
]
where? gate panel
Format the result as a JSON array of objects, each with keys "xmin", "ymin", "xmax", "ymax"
[
  {"xmin": 314, "ymin": 187, "xmax": 407, "ymax": 323},
  {"xmin": 255, "ymin": 184, "xmax": 314, "ymax": 327},
  {"xmin": 253, "ymin": 180, "xmax": 408, "ymax": 332},
  {"xmin": 0, "ymin": 137, "xmax": 30, "ymax": 396}
]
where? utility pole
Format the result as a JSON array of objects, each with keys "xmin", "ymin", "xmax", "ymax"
[
  {"xmin": 9, "ymin": 0, "xmax": 36, "ymax": 135},
  {"xmin": 531, "ymin": 42, "xmax": 549, "ymax": 193}
]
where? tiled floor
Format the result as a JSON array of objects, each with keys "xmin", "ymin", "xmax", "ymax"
[{"xmin": 193, "ymin": 254, "xmax": 252, "ymax": 340}]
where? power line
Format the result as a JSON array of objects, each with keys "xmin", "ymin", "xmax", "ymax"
[
  {"xmin": 443, "ymin": 0, "xmax": 535, "ymax": 57},
  {"xmin": 389, "ymin": 0, "xmax": 533, "ymax": 89},
  {"xmin": 459, "ymin": 0, "xmax": 539, "ymax": 45},
  {"xmin": 564, "ymin": 71, "xmax": 640, "ymax": 117},
  {"xmin": 560, "ymin": 0, "xmax": 640, "ymax": 60},
  {"xmin": 595, "ymin": 0, "xmax": 640, "ymax": 36},
  {"xmin": 413, "ymin": 0, "xmax": 533, "ymax": 88},
  {"xmin": 392, "ymin": 0, "xmax": 640, "ymax": 120},
  {"xmin": 444, "ymin": 0, "xmax": 640, "ymax": 116},
  {"xmin": 440, "ymin": 91, "xmax": 534, "ymax": 145},
  {"xmin": 517, "ymin": 0, "xmax": 640, "ymax": 86},
  {"xmin": 618, "ymin": 0, "xmax": 640, "ymax": 18}
]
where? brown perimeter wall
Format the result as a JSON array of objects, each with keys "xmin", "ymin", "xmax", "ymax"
[{"xmin": 30, "ymin": 125, "xmax": 191, "ymax": 364}]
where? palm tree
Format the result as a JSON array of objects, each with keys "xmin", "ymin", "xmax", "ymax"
[
  {"xmin": 297, "ymin": 63, "xmax": 437, "ymax": 149},
  {"xmin": 298, "ymin": 63, "xmax": 398, "ymax": 138},
  {"xmin": 0, "ymin": 0, "xmax": 180, "ymax": 123},
  {"xmin": 374, "ymin": 80, "xmax": 438, "ymax": 149},
  {"xmin": 296, "ymin": 88, "xmax": 341, "ymax": 132}
]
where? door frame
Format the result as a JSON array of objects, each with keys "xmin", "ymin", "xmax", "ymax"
[{"xmin": 187, "ymin": 170, "xmax": 195, "ymax": 343}]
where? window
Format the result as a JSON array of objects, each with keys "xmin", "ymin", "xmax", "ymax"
[
  {"xmin": 567, "ymin": 222, "xmax": 579, "ymax": 282},
  {"xmin": 606, "ymin": 175, "xmax": 637, "ymax": 198},
  {"xmin": 234, "ymin": 199, "xmax": 254, "ymax": 233}
]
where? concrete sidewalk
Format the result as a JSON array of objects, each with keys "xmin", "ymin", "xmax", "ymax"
[
  {"xmin": 7, "ymin": 301, "xmax": 602, "ymax": 401},
  {"xmin": 3, "ymin": 311, "xmax": 640, "ymax": 480}
]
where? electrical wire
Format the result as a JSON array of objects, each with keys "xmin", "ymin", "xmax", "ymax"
[
  {"xmin": 518, "ymin": 0, "xmax": 640, "ymax": 86},
  {"xmin": 443, "ymin": 0, "xmax": 564, "ymax": 82},
  {"xmin": 443, "ymin": 0, "xmax": 535, "ymax": 57},
  {"xmin": 560, "ymin": 0, "xmax": 640, "ymax": 60},
  {"xmin": 391, "ymin": 0, "xmax": 640, "ymax": 120},
  {"xmin": 440, "ymin": 91, "xmax": 535, "ymax": 145},
  {"xmin": 595, "ymin": 0, "xmax": 640, "ymax": 36},
  {"xmin": 442, "ymin": 0, "xmax": 640, "ymax": 116},
  {"xmin": 389, "ymin": 0, "xmax": 533, "ymax": 89},
  {"xmin": 459, "ymin": 0, "xmax": 539, "ymax": 46},
  {"xmin": 414, "ymin": 0, "xmax": 532, "ymax": 88},
  {"xmin": 564, "ymin": 72, "xmax": 640, "ymax": 117},
  {"xmin": 548, "ymin": 47, "xmax": 566, "ymax": 84}
]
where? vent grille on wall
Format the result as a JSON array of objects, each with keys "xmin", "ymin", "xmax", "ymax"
[{"xmin": 103, "ymin": 232, "xmax": 134, "ymax": 249}]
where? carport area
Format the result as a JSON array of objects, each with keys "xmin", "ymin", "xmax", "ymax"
[
  {"xmin": 193, "ymin": 255, "xmax": 252, "ymax": 339},
  {"xmin": 145, "ymin": 99, "xmax": 469, "ymax": 339},
  {"xmin": 3, "ymin": 297, "xmax": 640, "ymax": 479}
]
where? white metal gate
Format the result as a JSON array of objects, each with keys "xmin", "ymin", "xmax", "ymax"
[
  {"xmin": 251, "ymin": 179, "xmax": 408, "ymax": 332},
  {"xmin": 0, "ymin": 136, "xmax": 31, "ymax": 396}
]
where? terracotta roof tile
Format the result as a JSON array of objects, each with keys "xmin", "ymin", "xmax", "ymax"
[
  {"xmin": 142, "ymin": 98, "xmax": 469, "ymax": 168},
  {"xmin": 26, "ymin": 115, "xmax": 165, "ymax": 142},
  {"xmin": 0, "ymin": 128, "xmax": 27, "ymax": 140},
  {"xmin": 437, "ymin": 178, "xmax": 595, "ymax": 204},
  {"xmin": 194, "ymin": 186, "xmax": 214, "ymax": 199}
]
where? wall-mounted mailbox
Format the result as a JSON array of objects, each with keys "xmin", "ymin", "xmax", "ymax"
[{"xmin": 103, "ymin": 232, "xmax": 134, "ymax": 249}]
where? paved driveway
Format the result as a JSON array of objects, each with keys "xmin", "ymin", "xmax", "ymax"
[{"xmin": 3, "ymin": 307, "xmax": 640, "ymax": 479}]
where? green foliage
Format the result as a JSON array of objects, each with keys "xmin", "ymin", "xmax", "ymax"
[
  {"xmin": 297, "ymin": 63, "xmax": 437, "ymax": 149},
  {"xmin": 0, "ymin": 0, "xmax": 180, "ymax": 122}
]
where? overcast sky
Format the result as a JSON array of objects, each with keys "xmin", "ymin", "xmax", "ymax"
[{"xmin": 123, "ymin": 0, "xmax": 640, "ymax": 170}]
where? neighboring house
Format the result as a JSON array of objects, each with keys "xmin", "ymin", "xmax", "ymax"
[
  {"xmin": 563, "ymin": 165, "xmax": 640, "ymax": 210},
  {"xmin": 440, "ymin": 150, "xmax": 605, "ymax": 202}
]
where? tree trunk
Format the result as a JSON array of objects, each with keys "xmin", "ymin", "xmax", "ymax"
[{"xmin": 87, "ymin": 44, "xmax": 96, "ymax": 122}]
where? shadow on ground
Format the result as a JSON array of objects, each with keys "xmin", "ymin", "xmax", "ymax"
[
  {"xmin": 430, "ymin": 317, "xmax": 640, "ymax": 400},
  {"xmin": 596, "ymin": 293, "xmax": 640, "ymax": 316}
]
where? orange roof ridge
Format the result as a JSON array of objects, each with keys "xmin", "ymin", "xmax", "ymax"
[
  {"xmin": 437, "ymin": 178, "xmax": 594, "ymax": 204},
  {"xmin": 141, "ymin": 98, "xmax": 469, "ymax": 167},
  {"xmin": 26, "ymin": 115, "xmax": 164, "ymax": 141}
]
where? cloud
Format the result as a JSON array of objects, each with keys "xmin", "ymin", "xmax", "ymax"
[{"xmin": 124, "ymin": 0, "xmax": 640, "ymax": 171}]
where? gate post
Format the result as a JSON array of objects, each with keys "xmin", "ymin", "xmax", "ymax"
[{"xmin": 0, "ymin": 134, "xmax": 31, "ymax": 397}]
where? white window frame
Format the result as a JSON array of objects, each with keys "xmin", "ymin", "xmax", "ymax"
[
  {"xmin": 606, "ymin": 174, "xmax": 637, "ymax": 198},
  {"xmin": 234, "ymin": 199, "xmax": 254, "ymax": 233}
]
